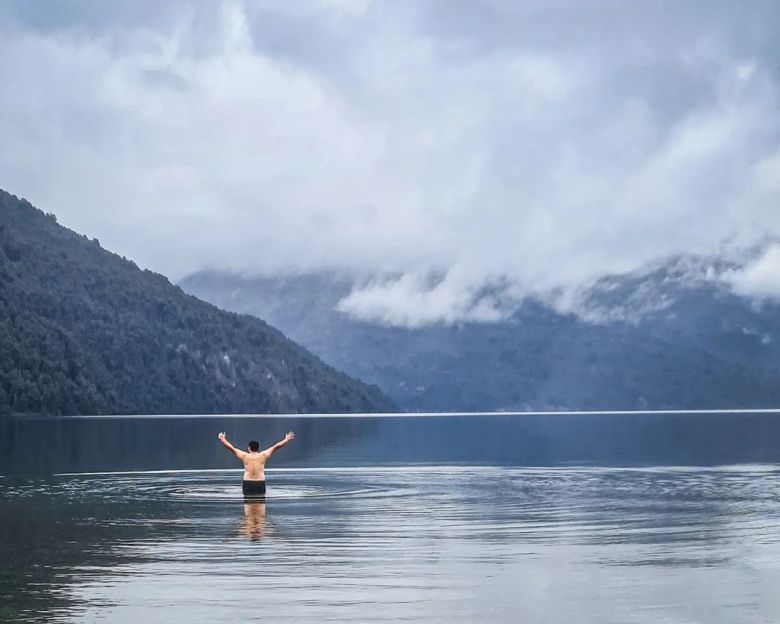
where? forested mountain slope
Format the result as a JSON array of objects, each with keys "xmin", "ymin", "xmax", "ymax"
[{"xmin": 0, "ymin": 190, "xmax": 394, "ymax": 415}]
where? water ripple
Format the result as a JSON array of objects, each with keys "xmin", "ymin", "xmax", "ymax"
[{"xmin": 4, "ymin": 466, "xmax": 780, "ymax": 623}]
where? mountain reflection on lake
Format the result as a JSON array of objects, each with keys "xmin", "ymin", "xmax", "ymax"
[{"xmin": 3, "ymin": 413, "xmax": 780, "ymax": 623}]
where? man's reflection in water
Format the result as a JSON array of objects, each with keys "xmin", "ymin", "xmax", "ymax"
[{"xmin": 239, "ymin": 498, "xmax": 266, "ymax": 541}]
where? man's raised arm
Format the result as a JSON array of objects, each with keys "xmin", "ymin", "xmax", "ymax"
[
  {"xmin": 217, "ymin": 432, "xmax": 245, "ymax": 460},
  {"xmin": 264, "ymin": 431, "xmax": 295, "ymax": 457}
]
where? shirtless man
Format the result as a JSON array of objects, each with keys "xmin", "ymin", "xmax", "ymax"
[{"xmin": 217, "ymin": 431, "xmax": 295, "ymax": 497}]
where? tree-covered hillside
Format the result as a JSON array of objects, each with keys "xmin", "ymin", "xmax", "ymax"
[{"xmin": 0, "ymin": 190, "xmax": 394, "ymax": 415}]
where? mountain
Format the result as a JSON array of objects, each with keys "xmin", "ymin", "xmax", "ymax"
[
  {"xmin": 180, "ymin": 258, "xmax": 780, "ymax": 411},
  {"xmin": 0, "ymin": 190, "xmax": 394, "ymax": 415}
]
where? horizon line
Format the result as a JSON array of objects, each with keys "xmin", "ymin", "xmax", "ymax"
[{"xmin": 7, "ymin": 407, "xmax": 780, "ymax": 420}]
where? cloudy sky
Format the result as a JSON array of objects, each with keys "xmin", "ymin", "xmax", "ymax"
[{"xmin": 2, "ymin": 1, "xmax": 780, "ymax": 325}]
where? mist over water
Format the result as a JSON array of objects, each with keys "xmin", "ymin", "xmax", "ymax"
[{"xmin": 4, "ymin": 412, "xmax": 780, "ymax": 622}]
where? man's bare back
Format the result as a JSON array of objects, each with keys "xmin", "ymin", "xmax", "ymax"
[
  {"xmin": 217, "ymin": 431, "xmax": 295, "ymax": 494},
  {"xmin": 240, "ymin": 450, "xmax": 270, "ymax": 481}
]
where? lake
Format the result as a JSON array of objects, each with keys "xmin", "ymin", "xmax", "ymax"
[{"xmin": 3, "ymin": 412, "xmax": 780, "ymax": 622}]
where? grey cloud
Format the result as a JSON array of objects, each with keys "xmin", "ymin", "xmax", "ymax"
[
  {"xmin": 0, "ymin": 0, "xmax": 186, "ymax": 40},
  {"xmin": 1, "ymin": 1, "xmax": 780, "ymax": 327},
  {"xmin": 416, "ymin": 1, "xmax": 780, "ymax": 58}
]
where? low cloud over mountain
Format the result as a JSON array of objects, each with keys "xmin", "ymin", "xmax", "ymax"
[{"xmin": 181, "ymin": 249, "xmax": 780, "ymax": 411}]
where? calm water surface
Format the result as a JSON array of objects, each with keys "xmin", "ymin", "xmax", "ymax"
[{"xmin": 4, "ymin": 465, "xmax": 780, "ymax": 623}]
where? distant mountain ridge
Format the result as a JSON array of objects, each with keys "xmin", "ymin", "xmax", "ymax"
[
  {"xmin": 0, "ymin": 189, "xmax": 394, "ymax": 415},
  {"xmin": 181, "ymin": 257, "xmax": 780, "ymax": 411}
]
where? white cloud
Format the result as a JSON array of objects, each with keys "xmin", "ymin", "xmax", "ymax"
[
  {"xmin": 737, "ymin": 61, "xmax": 756, "ymax": 82},
  {"xmin": 1, "ymin": 1, "xmax": 780, "ymax": 326},
  {"xmin": 727, "ymin": 245, "xmax": 780, "ymax": 300},
  {"xmin": 337, "ymin": 268, "xmax": 514, "ymax": 327}
]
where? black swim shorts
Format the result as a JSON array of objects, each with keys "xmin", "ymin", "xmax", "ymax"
[{"xmin": 242, "ymin": 480, "xmax": 266, "ymax": 497}]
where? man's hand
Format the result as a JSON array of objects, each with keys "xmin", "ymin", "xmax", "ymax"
[
  {"xmin": 217, "ymin": 431, "xmax": 244, "ymax": 460},
  {"xmin": 285, "ymin": 431, "xmax": 295, "ymax": 442}
]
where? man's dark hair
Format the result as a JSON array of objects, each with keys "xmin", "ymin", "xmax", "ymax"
[{"xmin": 248, "ymin": 440, "xmax": 260, "ymax": 452}]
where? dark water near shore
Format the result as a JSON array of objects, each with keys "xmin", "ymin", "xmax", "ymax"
[
  {"xmin": 3, "ymin": 412, "xmax": 780, "ymax": 622},
  {"xmin": 4, "ymin": 411, "xmax": 780, "ymax": 474}
]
